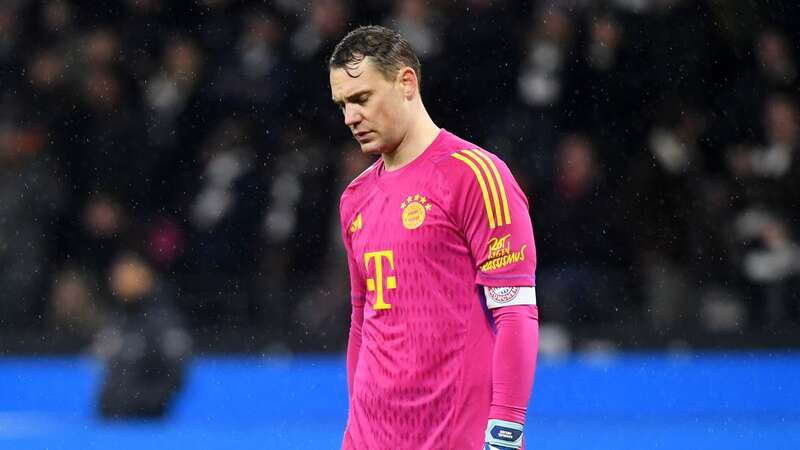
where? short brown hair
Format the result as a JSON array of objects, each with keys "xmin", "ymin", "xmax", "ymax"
[{"xmin": 329, "ymin": 25, "xmax": 421, "ymax": 87}]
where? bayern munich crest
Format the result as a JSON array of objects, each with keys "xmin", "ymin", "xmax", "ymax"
[
  {"xmin": 486, "ymin": 286, "xmax": 520, "ymax": 303},
  {"xmin": 400, "ymin": 194, "xmax": 432, "ymax": 230}
]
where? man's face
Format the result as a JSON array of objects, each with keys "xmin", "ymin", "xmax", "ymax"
[{"xmin": 330, "ymin": 58, "xmax": 408, "ymax": 155}]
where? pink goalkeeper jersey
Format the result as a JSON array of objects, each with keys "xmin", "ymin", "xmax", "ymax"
[{"xmin": 340, "ymin": 129, "xmax": 536, "ymax": 450}]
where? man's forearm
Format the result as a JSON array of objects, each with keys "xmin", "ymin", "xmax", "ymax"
[
  {"xmin": 346, "ymin": 303, "xmax": 364, "ymax": 397},
  {"xmin": 489, "ymin": 304, "xmax": 539, "ymax": 423}
]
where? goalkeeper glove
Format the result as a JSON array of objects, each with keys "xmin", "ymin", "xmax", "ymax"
[{"xmin": 484, "ymin": 419, "xmax": 524, "ymax": 450}]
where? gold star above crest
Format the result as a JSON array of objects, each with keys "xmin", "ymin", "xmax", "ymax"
[{"xmin": 401, "ymin": 193, "xmax": 433, "ymax": 210}]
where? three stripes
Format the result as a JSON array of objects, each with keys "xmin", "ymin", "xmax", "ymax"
[{"xmin": 451, "ymin": 149, "xmax": 511, "ymax": 229}]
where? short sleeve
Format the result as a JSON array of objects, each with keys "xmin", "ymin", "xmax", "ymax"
[{"xmin": 448, "ymin": 148, "xmax": 536, "ymax": 287}]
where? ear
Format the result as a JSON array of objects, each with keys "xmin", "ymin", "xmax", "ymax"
[{"xmin": 396, "ymin": 67, "xmax": 418, "ymax": 100}]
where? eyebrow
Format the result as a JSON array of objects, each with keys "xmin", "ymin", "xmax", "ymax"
[{"xmin": 332, "ymin": 89, "xmax": 372, "ymax": 107}]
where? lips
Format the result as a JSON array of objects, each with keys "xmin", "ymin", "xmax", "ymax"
[{"xmin": 355, "ymin": 131, "xmax": 371, "ymax": 142}]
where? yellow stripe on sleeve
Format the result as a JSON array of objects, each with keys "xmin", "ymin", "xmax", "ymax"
[
  {"xmin": 451, "ymin": 152, "xmax": 496, "ymax": 229},
  {"xmin": 473, "ymin": 148, "xmax": 511, "ymax": 225},
  {"xmin": 461, "ymin": 149, "xmax": 503, "ymax": 226}
]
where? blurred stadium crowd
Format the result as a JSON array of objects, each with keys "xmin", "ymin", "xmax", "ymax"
[{"xmin": 1, "ymin": 0, "xmax": 799, "ymax": 354}]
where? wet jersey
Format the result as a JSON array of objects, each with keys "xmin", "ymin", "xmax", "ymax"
[{"xmin": 340, "ymin": 129, "xmax": 537, "ymax": 449}]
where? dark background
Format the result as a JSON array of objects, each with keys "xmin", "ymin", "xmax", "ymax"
[{"xmin": 2, "ymin": 0, "xmax": 800, "ymax": 354}]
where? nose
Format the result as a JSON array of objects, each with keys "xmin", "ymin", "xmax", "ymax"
[{"xmin": 344, "ymin": 104, "xmax": 361, "ymax": 127}]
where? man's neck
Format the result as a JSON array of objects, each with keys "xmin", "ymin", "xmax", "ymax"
[{"xmin": 383, "ymin": 112, "xmax": 440, "ymax": 172}]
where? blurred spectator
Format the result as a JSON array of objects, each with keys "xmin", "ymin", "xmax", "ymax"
[
  {"xmin": 175, "ymin": 118, "xmax": 267, "ymax": 326},
  {"xmin": 211, "ymin": 8, "xmax": 290, "ymax": 115},
  {"xmin": 0, "ymin": 3, "xmax": 21, "ymax": 67},
  {"xmin": 289, "ymin": 0, "xmax": 350, "ymax": 130},
  {"xmin": 689, "ymin": 177, "xmax": 742, "ymax": 333},
  {"xmin": 144, "ymin": 34, "xmax": 205, "ymax": 149},
  {"xmin": 727, "ymin": 93, "xmax": 800, "ymax": 326},
  {"xmin": 641, "ymin": 0, "xmax": 713, "ymax": 101},
  {"xmin": 0, "ymin": 121, "xmax": 65, "ymax": 328},
  {"xmin": 627, "ymin": 101, "xmax": 709, "ymax": 331},
  {"xmin": 727, "ymin": 94, "xmax": 800, "ymax": 215},
  {"xmin": 562, "ymin": 9, "xmax": 639, "ymax": 182},
  {"xmin": 386, "ymin": 0, "xmax": 442, "ymax": 61},
  {"xmin": 517, "ymin": 6, "xmax": 574, "ymax": 111},
  {"xmin": 139, "ymin": 34, "xmax": 211, "ymax": 211},
  {"xmin": 145, "ymin": 215, "xmax": 186, "ymax": 271},
  {"xmin": 291, "ymin": 143, "xmax": 373, "ymax": 350},
  {"xmin": 66, "ymin": 193, "xmax": 129, "ymax": 274},
  {"xmin": 83, "ymin": 28, "xmax": 120, "ymax": 69},
  {"xmin": 440, "ymin": 0, "xmax": 518, "ymax": 144},
  {"xmin": 721, "ymin": 29, "xmax": 799, "ymax": 144},
  {"xmin": 47, "ymin": 267, "xmax": 107, "ymax": 344},
  {"xmin": 755, "ymin": 30, "xmax": 797, "ymax": 89},
  {"xmin": 120, "ymin": 0, "xmax": 165, "ymax": 82},
  {"xmin": 34, "ymin": 0, "xmax": 75, "ymax": 49},
  {"xmin": 94, "ymin": 251, "xmax": 191, "ymax": 418},
  {"xmin": 256, "ymin": 127, "xmax": 341, "ymax": 341},
  {"xmin": 27, "ymin": 47, "xmax": 70, "ymax": 109},
  {"xmin": 289, "ymin": 0, "xmax": 347, "ymax": 62},
  {"xmin": 190, "ymin": 0, "xmax": 240, "ymax": 58},
  {"xmin": 68, "ymin": 66, "xmax": 149, "ymax": 211},
  {"xmin": 510, "ymin": 5, "xmax": 576, "ymax": 192},
  {"xmin": 734, "ymin": 213, "xmax": 800, "ymax": 326},
  {"xmin": 536, "ymin": 133, "xmax": 627, "ymax": 325}
]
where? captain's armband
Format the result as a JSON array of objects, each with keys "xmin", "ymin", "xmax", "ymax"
[{"xmin": 483, "ymin": 286, "xmax": 536, "ymax": 309}]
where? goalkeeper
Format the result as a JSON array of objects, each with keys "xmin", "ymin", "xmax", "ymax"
[{"xmin": 331, "ymin": 26, "xmax": 539, "ymax": 449}]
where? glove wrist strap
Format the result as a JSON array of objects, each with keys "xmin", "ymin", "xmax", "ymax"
[{"xmin": 485, "ymin": 419, "xmax": 524, "ymax": 449}]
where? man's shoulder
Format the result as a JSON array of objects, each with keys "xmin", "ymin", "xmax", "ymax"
[
  {"xmin": 340, "ymin": 159, "xmax": 379, "ymax": 209},
  {"xmin": 430, "ymin": 132, "xmax": 509, "ymax": 184}
]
